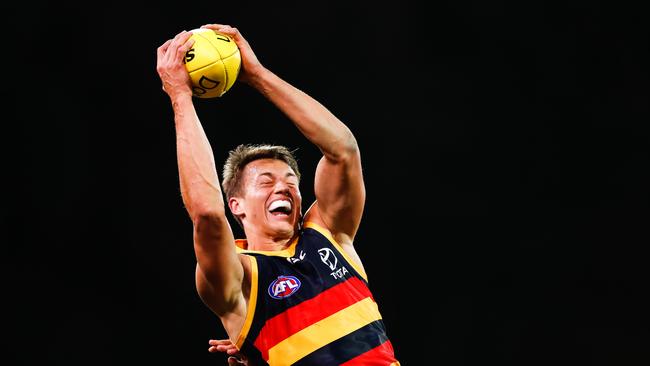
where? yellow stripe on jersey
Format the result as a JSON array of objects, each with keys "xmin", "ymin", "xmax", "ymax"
[
  {"xmin": 267, "ymin": 297, "xmax": 382, "ymax": 366},
  {"xmin": 235, "ymin": 256, "xmax": 258, "ymax": 349},
  {"xmin": 234, "ymin": 236, "xmax": 300, "ymax": 257}
]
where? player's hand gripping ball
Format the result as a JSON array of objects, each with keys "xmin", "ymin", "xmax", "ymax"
[{"xmin": 184, "ymin": 29, "xmax": 241, "ymax": 98}]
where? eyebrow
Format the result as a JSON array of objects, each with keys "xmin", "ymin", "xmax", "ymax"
[{"xmin": 258, "ymin": 172, "xmax": 297, "ymax": 179}]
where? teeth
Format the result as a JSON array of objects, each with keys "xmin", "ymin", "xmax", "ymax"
[{"xmin": 269, "ymin": 200, "xmax": 291, "ymax": 211}]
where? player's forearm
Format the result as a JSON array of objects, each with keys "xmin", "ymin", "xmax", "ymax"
[
  {"xmin": 173, "ymin": 95, "xmax": 226, "ymax": 220},
  {"xmin": 250, "ymin": 68, "xmax": 358, "ymax": 161}
]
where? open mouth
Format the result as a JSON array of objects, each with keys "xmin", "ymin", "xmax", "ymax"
[{"xmin": 268, "ymin": 199, "xmax": 292, "ymax": 217}]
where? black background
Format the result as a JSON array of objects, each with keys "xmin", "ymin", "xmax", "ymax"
[{"xmin": 5, "ymin": 1, "xmax": 649, "ymax": 365}]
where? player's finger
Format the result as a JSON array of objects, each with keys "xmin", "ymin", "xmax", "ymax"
[
  {"xmin": 209, "ymin": 339, "xmax": 233, "ymax": 346},
  {"xmin": 215, "ymin": 25, "xmax": 236, "ymax": 36},
  {"xmin": 216, "ymin": 345, "xmax": 233, "ymax": 352},
  {"xmin": 177, "ymin": 37, "xmax": 195, "ymax": 58},
  {"xmin": 157, "ymin": 39, "xmax": 172, "ymax": 60},
  {"xmin": 200, "ymin": 23, "xmax": 228, "ymax": 30},
  {"xmin": 203, "ymin": 24, "xmax": 239, "ymax": 38},
  {"xmin": 156, "ymin": 39, "xmax": 173, "ymax": 77},
  {"xmin": 164, "ymin": 30, "xmax": 190, "ymax": 63}
]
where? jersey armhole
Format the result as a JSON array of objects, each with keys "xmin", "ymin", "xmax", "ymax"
[{"xmin": 235, "ymin": 255, "xmax": 258, "ymax": 349}]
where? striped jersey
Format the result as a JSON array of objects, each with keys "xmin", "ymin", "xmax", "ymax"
[{"xmin": 233, "ymin": 222, "xmax": 399, "ymax": 366}]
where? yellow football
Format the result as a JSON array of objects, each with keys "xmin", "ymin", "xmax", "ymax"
[{"xmin": 184, "ymin": 29, "xmax": 241, "ymax": 98}]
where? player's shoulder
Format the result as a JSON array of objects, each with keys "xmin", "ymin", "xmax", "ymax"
[{"xmin": 303, "ymin": 200, "xmax": 325, "ymax": 227}]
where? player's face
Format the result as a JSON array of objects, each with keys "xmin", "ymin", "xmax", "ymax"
[{"xmin": 240, "ymin": 159, "xmax": 302, "ymax": 237}]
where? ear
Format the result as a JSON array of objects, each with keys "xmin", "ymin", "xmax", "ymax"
[{"xmin": 229, "ymin": 197, "xmax": 245, "ymax": 217}]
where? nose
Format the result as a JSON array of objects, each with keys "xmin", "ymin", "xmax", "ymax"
[{"xmin": 274, "ymin": 181, "xmax": 291, "ymax": 195}]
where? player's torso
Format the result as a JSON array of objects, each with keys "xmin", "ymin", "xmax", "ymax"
[{"xmin": 235, "ymin": 222, "xmax": 398, "ymax": 366}]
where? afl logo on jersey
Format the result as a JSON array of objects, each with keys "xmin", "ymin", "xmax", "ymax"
[{"xmin": 268, "ymin": 275, "xmax": 301, "ymax": 299}]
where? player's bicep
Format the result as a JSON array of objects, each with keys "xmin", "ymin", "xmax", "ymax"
[
  {"xmin": 192, "ymin": 214, "xmax": 244, "ymax": 313},
  {"xmin": 313, "ymin": 150, "xmax": 365, "ymax": 239}
]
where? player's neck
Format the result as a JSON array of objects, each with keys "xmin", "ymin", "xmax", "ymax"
[{"xmin": 244, "ymin": 230, "xmax": 296, "ymax": 252}]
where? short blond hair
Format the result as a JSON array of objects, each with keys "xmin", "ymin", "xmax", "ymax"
[{"xmin": 222, "ymin": 144, "xmax": 301, "ymax": 200}]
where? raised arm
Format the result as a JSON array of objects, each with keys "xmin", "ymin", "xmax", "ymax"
[
  {"xmin": 156, "ymin": 31, "xmax": 245, "ymax": 322},
  {"xmin": 202, "ymin": 24, "xmax": 366, "ymax": 247}
]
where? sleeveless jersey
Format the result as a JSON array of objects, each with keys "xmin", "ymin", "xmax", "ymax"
[{"xmin": 233, "ymin": 222, "xmax": 399, "ymax": 366}]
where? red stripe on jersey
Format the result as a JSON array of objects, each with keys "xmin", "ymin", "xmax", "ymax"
[{"xmin": 254, "ymin": 276, "xmax": 373, "ymax": 360}]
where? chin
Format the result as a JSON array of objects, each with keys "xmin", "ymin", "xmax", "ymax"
[{"xmin": 269, "ymin": 219, "xmax": 297, "ymax": 236}]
